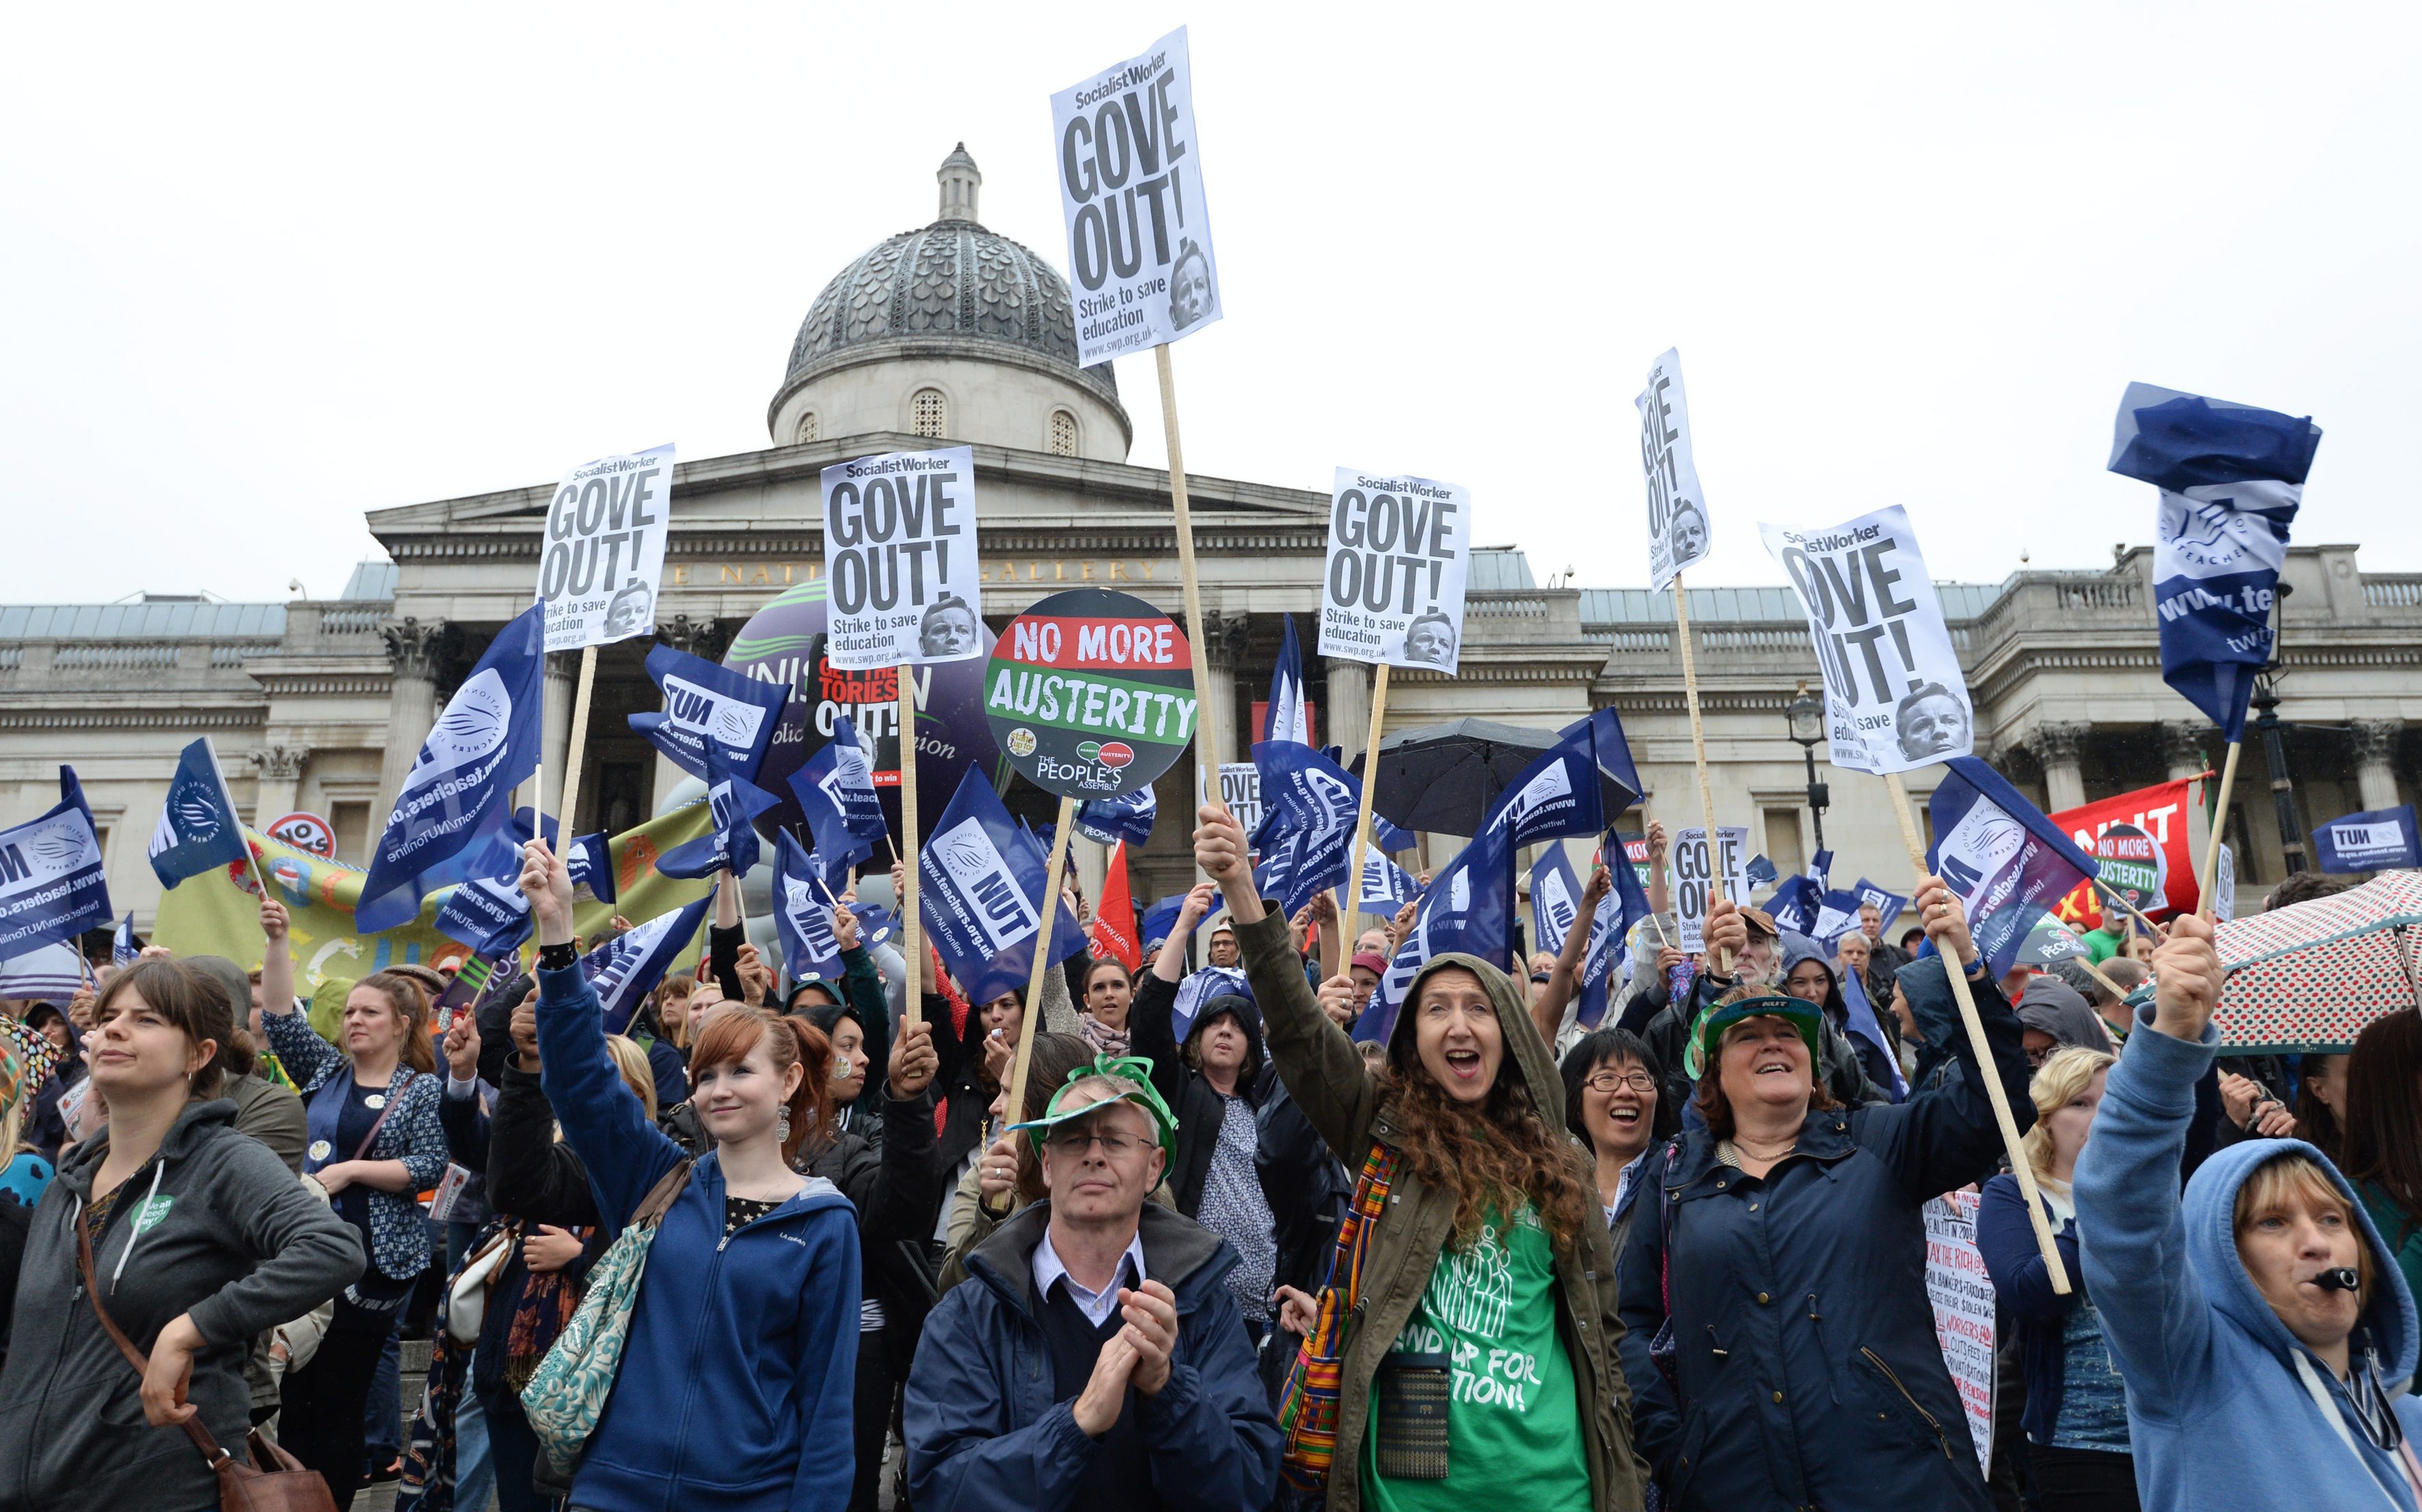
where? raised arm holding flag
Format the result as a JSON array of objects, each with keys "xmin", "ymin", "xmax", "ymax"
[{"xmin": 2107, "ymin": 381, "xmax": 2320, "ymax": 919}]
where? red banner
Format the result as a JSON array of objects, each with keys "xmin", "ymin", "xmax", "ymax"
[
  {"xmin": 1089, "ymin": 839, "xmax": 1142, "ymax": 970},
  {"xmin": 2048, "ymin": 777, "xmax": 2199, "ymax": 931}
]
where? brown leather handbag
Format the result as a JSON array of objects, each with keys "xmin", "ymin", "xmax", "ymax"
[{"xmin": 77, "ymin": 1213, "xmax": 338, "ymax": 1512}]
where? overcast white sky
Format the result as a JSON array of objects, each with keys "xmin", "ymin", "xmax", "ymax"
[{"xmin": 4, "ymin": 4, "xmax": 2415, "ymax": 606}]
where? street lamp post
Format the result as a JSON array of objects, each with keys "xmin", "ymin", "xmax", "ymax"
[
  {"xmin": 1785, "ymin": 682, "xmax": 1830, "ymax": 854},
  {"xmin": 2255, "ymin": 583, "xmax": 2304, "ymax": 876}
]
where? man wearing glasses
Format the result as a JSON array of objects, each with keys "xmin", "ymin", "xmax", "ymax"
[{"xmin": 904, "ymin": 1060, "xmax": 1281, "ymax": 1512}]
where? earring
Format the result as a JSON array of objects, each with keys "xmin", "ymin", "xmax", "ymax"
[{"xmin": 777, "ymin": 1107, "xmax": 792, "ymax": 1144}]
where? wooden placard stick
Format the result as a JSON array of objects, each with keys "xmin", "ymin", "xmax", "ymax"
[
  {"xmin": 1004, "ymin": 794, "xmax": 1079, "ymax": 1126},
  {"xmin": 554, "ymin": 646, "xmax": 600, "ymax": 833},
  {"xmin": 1670, "ymin": 578, "xmax": 1730, "ymax": 975},
  {"xmin": 1156, "ymin": 345, "xmax": 1225, "ymax": 818},
  {"xmin": 898, "ymin": 669, "xmax": 923, "ymax": 1025},
  {"xmin": 1338, "ymin": 662, "xmax": 1391, "ymax": 933},
  {"xmin": 2195, "ymin": 742, "xmax": 2243, "ymax": 922},
  {"xmin": 2091, "ymin": 876, "xmax": 2166, "ymax": 940},
  {"xmin": 1883, "ymin": 770, "xmax": 2070, "ymax": 1294}
]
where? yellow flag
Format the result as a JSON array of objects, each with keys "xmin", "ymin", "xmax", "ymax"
[{"xmin": 154, "ymin": 802, "xmax": 716, "ymax": 995}]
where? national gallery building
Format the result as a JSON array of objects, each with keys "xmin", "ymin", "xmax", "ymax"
[{"xmin": 6, "ymin": 150, "xmax": 2419, "ymax": 926}]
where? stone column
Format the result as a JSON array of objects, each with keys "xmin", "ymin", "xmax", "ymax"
[
  {"xmin": 1198, "ymin": 609, "xmax": 1250, "ymax": 782},
  {"xmin": 249, "ymin": 744, "xmax": 312, "ymax": 824},
  {"xmin": 2155, "ymin": 721, "xmax": 2212, "ymax": 783},
  {"xmin": 2025, "ymin": 721, "xmax": 2090, "ymax": 813},
  {"xmin": 1326, "ymin": 658, "xmax": 1373, "ymax": 768},
  {"xmin": 543, "ymin": 653, "xmax": 576, "ymax": 819},
  {"xmin": 377, "ymin": 620, "xmax": 446, "ymax": 820},
  {"xmin": 647, "ymin": 617, "xmax": 729, "ymax": 813},
  {"xmin": 2350, "ymin": 719, "xmax": 2404, "ymax": 811}
]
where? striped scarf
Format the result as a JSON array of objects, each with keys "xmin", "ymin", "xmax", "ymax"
[{"xmin": 1278, "ymin": 1141, "xmax": 1398, "ymax": 1492}]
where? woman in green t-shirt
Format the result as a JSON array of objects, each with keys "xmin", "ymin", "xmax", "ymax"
[{"xmin": 1195, "ymin": 805, "xmax": 1646, "ymax": 1512}]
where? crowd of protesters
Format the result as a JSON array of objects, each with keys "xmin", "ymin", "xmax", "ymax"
[{"xmin": 2, "ymin": 813, "xmax": 2419, "ymax": 1512}]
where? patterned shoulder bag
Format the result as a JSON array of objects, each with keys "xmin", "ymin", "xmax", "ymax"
[
  {"xmin": 1277, "ymin": 1141, "xmax": 1399, "ymax": 1494},
  {"xmin": 518, "ymin": 1158, "xmax": 692, "ymax": 1468}
]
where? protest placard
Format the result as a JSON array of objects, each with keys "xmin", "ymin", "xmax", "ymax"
[
  {"xmin": 1668, "ymin": 825, "xmax": 1749, "ymax": 952},
  {"xmin": 985, "ymin": 588, "xmax": 1198, "ymax": 800},
  {"xmin": 1760, "ymin": 506, "xmax": 1970, "ymax": 777},
  {"xmin": 1639, "ymin": 349, "xmax": 1711, "ymax": 592},
  {"xmin": 1317, "ymin": 468, "xmax": 1470, "ymax": 675},
  {"xmin": 538, "ymin": 445, "xmax": 674, "ymax": 654},
  {"xmin": 1196, "ymin": 763, "xmax": 1262, "ymax": 839},
  {"xmin": 820, "ymin": 446, "xmax": 980, "ymax": 671},
  {"xmin": 986, "ymin": 586, "xmax": 1197, "ymax": 1113},
  {"xmin": 1924, "ymin": 1190, "xmax": 1995, "ymax": 1475},
  {"xmin": 265, "ymin": 811, "xmax": 336, "ymax": 859},
  {"xmin": 2047, "ymin": 778, "xmax": 2198, "ymax": 927},
  {"xmin": 1053, "ymin": 27, "xmax": 1220, "ymax": 366}
]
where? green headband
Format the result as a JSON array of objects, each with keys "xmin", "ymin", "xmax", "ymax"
[
  {"xmin": 1683, "ymin": 994, "xmax": 1825, "ymax": 1081},
  {"xmin": 1006, "ymin": 1053, "xmax": 1181, "ymax": 1161}
]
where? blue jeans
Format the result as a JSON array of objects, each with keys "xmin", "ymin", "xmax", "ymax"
[{"xmin": 453, "ymin": 1385, "xmax": 495, "ymax": 1511}]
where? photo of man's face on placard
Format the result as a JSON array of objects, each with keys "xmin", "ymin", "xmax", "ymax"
[
  {"xmin": 1403, "ymin": 611, "xmax": 1457, "ymax": 668},
  {"xmin": 1168, "ymin": 239, "xmax": 1213, "ymax": 332},
  {"xmin": 919, "ymin": 595, "xmax": 979, "ymax": 659},
  {"xmin": 1667, "ymin": 500, "xmax": 1708, "ymax": 567},
  {"xmin": 1893, "ymin": 682, "xmax": 1972, "ymax": 761},
  {"xmin": 604, "ymin": 582, "xmax": 654, "ymax": 640}
]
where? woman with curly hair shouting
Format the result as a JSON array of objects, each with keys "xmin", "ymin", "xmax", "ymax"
[{"xmin": 1193, "ymin": 805, "xmax": 1646, "ymax": 1512}]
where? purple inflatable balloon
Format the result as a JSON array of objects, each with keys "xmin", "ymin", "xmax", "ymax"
[{"xmin": 723, "ymin": 577, "xmax": 1001, "ymax": 847}]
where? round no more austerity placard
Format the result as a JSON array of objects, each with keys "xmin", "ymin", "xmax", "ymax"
[{"xmin": 985, "ymin": 588, "xmax": 1197, "ymax": 798}]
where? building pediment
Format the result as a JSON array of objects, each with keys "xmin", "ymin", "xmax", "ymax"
[{"xmin": 366, "ymin": 431, "xmax": 1327, "ymax": 556}]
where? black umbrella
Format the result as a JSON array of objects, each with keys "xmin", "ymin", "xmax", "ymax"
[{"xmin": 1351, "ymin": 716, "xmax": 1639, "ymax": 838}]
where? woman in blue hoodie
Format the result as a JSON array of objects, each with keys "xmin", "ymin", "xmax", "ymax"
[
  {"xmin": 2075, "ymin": 914, "xmax": 2422, "ymax": 1511},
  {"xmin": 520, "ymin": 836, "xmax": 861, "ymax": 1512}
]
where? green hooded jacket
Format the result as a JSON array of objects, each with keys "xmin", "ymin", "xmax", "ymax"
[{"xmin": 1236, "ymin": 909, "xmax": 1649, "ymax": 1512}]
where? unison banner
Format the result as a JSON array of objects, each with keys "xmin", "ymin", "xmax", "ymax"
[{"xmin": 1052, "ymin": 27, "xmax": 1220, "ymax": 364}]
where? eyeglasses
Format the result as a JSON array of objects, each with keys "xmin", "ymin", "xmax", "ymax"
[
  {"xmin": 1583, "ymin": 1069, "xmax": 1658, "ymax": 1095},
  {"xmin": 1043, "ymin": 1129, "xmax": 1149, "ymax": 1157}
]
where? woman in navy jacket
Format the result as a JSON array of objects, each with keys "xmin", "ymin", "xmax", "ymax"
[
  {"xmin": 1616, "ymin": 883, "xmax": 2034, "ymax": 1511},
  {"xmin": 1977, "ymin": 1044, "xmax": 2131, "ymax": 1509},
  {"xmin": 521, "ymin": 837, "xmax": 861, "ymax": 1512}
]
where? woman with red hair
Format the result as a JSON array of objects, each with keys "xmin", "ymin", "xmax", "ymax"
[{"xmin": 519, "ymin": 837, "xmax": 861, "ymax": 1512}]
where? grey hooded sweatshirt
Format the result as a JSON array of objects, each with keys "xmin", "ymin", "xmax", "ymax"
[{"xmin": 0, "ymin": 1096, "xmax": 363, "ymax": 1512}]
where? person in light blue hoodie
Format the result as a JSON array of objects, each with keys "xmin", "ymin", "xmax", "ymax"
[{"xmin": 2075, "ymin": 913, "xmax": 2422, "ymax": 1511}]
